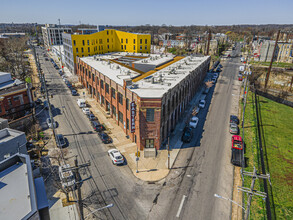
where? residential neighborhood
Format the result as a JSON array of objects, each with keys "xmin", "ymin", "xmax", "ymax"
[{"xmin": 0, "ymin": 1, "xmax": 292, "ymax": 220}]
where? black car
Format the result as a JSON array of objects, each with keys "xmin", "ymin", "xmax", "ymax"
[
  {"xmin": 91, "ymin": 120, "xmax": 104, "ymax": 132},
  {"xmin": 98, "ymin": 132, "xmax": 111, "ymax": 144},
  {"xmin": 71, "ymin": 89, "xmax": 78, "ymax": 96},
  {"xmin": 35, "ymin": 99, "xmax": 42, "ymax": 105},
  {"xmin": 230, "ymin": 115, "xmax": 239, "ymax": 125},
  {"xmin": 56, "ymin": 134, "xmax": 66, "ymax": 148},
  {"xmin": 181, "ymin": 126, "xmax": 192, "ymax": 143}
]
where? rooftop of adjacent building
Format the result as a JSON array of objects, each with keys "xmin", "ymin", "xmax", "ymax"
[
  {"xmin": 0, "ymin": 153, "xmax": 37, "ymax": 220},
  {"xmin": 80, "ymin": 53, "xmax": 209, "ymax": 98},
  {"xmin": 0, "ymin": 72, "xmax": 25, "ymax": 96},
  {"xmin": 0, "ymin": 128, "xmax": 25, "ymax": 144}
]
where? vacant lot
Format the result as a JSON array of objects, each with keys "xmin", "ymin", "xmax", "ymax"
[{"xmin": 241, "ymin": 90, "xmax": 293, "ymax": 219}]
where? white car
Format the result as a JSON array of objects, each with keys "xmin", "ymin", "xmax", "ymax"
[
  {"xmin": 82, "ymin": 107, "xmax": 90, "ymax": 115},
  {"xmin": 46, "ymin": 118, "xmax": 56, "ymax": 128},
  {"xmin": 108, "ymin": 149, "xmax": 124, "ymax": 165},
  {"xmin": 199, "ymin": 100, "xmax": 206, "ymax": 108},
  {"xmin": 189, "ymin": 116, "xmax": 199, "ymax": 129}
]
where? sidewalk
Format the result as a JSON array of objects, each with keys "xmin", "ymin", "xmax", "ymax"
[{"xmin": 78, "ymin": 81, "xmax": 205, "ymax": 182}]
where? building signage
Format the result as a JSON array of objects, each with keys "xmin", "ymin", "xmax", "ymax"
[{"xmin": 131, "ymin": 101, "xmax": 136, "ymax": 133}]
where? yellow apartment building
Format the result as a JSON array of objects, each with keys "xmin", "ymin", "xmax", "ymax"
[{"xmin": 62, "ymin": 29, "xmax": 151, "ymax": 73}]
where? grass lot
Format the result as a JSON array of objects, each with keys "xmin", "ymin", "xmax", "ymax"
[{"xmin": 241, "ymin": 90, "xmax": 293, "ymax": 219}]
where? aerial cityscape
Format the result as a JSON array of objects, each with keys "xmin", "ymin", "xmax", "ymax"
[{"xmin": 0, "ymin": 1, "xmax": 292, "ymax": 220}]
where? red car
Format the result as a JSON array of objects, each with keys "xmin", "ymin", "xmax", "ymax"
[{"xmin": 231, "ymin": 135, "xmax": 244, "ymax": 166}]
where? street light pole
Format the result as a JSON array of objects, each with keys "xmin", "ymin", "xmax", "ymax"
[
  {"xmin": 84, "ymin": 204, "xmax": 114, "ymax": 219},
  {"xmin": 214, "ymin": 194, "xmax": 246, "ymax": 212}
]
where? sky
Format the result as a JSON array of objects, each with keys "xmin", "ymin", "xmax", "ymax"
[{"xmin": 1, "ymin": 0, "xmax": 293, "ymax": 26}]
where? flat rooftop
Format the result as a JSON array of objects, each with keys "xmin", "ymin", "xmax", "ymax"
[
  {"xmin": 133, "ymin": 54, "xmax": 175, "ymax": 66},
  {"xmin": 0, "ymin": 154, "xmax": 37, "ymax": 220},
  {"xmin": 80, "ymin": 54, "xmax": 209, "ymax": 98}
]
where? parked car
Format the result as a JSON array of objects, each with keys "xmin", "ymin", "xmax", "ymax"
[
  {"xmin": 82, "ymin": 107, "xmax": 90, "ymax": 115},
  {"xmin": 87, "ymin": 113, "xmax": 96, "ymax": 121},
  {"xmin": 59, "ymin": 69, "xmax": 63, "ymax": 75},
  {"xmin": 35, "ymin": 98, "xmax": 42, "ymax": 105},
  {"xmin": 231, "ymin": 135, "xmax": 244, "ymax": 167},
  {"xmin": 229, "ymin": 123, "xmax": 239, "ymax": 135},
  {"xmin": 189, "ymin": 116, "xmax": 199, "ymax": 129},
  {"xmin": 43, "ymin": 101, "xmax": 49, "ymax": 110},
  {"xmin": 212, "ymin": 76, "xmax": 217, "ymax": 83},
  {"xmin": 98, "ymin": 132, "xmax": 111, "ymax": 144},
  {"xmin": 198, "ymin": 100, "xmax": 206, "ymax": 108},
  {"xmin": 56, "ymin": 134, "xmax": 66, "ymax": 148},
  {"xmin": 59, "ymin": 164, "xmax": 75, "ymax": 189},
  {"xmin": 45, "ymin": 57, "xmax": 49, "ymax": 61},
  {"xmin": 181, "ymin": 126, "xmax": 193, "ymax": 143},
  {"xmin": 46, "ymin": 118, "xmax": 56, "ymax": 128},
  {"xmin": 108, "ymin": 149, "xmax": 124, "ymax": 165},
  {"xmin": 71, "ymin": 89, "xmax": 78, "ymax": 96},
  {"xmin": 91, "ymin": 120, "xmax": 104, "ymax": 132},
  {"xmin": 203, "ymin": 87, "xmax": 210, "ymax": 94},
  {"xmin": 219, "ymin": 64, "xmax": 223, "ymax": 68},
  {"xmin": 213, "ymin": 73, "xmax": 219, "ymax": 79},
  {"xmin": 230, "ymin": 115, "xmax": 239, "ymax": 125}
]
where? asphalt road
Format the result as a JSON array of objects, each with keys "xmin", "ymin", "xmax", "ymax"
[
  {"xmin": 149, "ymin": 47, "xmax": 242, "ymax": 220},
  {"xmin": 35, "ymin": 47, "xmax": 160, "ymax": 220}
]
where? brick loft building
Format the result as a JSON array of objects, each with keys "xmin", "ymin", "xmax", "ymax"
[
  {"xmin": 76, "ymin": 53, "xmax": 210, "ymax": 156},
  {"xmin": 0, "ymin": 72, "xmax": 33, "ymax": 120}
]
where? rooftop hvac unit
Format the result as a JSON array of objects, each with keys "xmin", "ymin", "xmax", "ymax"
[
  {"xmin": 116, "ymin": 65, "xmax": 120, "ymax": 69},
  {"xmin": 167, "ymin": 83, "xmax": 172, "ymax": 86},
  {"xmin": 126, "ymin": 70, "xmax": 131, "ymax": 75},
  {"xmin": 107, "ymin": 61, "xmax": 111, "ymax": 65}
]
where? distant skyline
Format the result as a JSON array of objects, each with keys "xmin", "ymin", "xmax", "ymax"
[{"xmin": 1, "ymin": 0, "xmax": 293, "ymax": 26}]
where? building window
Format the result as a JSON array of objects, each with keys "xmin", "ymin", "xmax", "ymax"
[
  {"xmin": 118, "ymin": 111, "xmax": 123, "ymax": 124},
  {"xmin": 76, "ymin": 48, "xmax": 78, "ymax": 53},
  {"xmin": 100, "ymin": 80, "xmax": 104, "ymax": 89},
  {"xmin": 93, "ymin": 88, "xmax": 96, "ymax": 96},
  {"xmin": 112, "ymin": 105, "xmax": 116, "ymax": 117},
  {"xmin": 96, "ymin": 77, "xmax": 99, "ymax": 85},
  {"xmin": 133, "ymin": 45, "xmax": 135, "ymax": 50},
  {"xmin": 88, "ymin": 47, "xmax": 90, "ymax": 53},
  {"xmin": 140, "ymin": 39, "xmax": 142, "ymax": 44},
  {"xmin": 124, "ymin": 45, "xmax": 126, "ymax": 50},
  {"xmin": 81, "ymin": 47, "xmax": 84, "ymax": 53},
  {"xmin": 73, "ymin": 40, "xmax": 76, "ymax": 46},
  {"xmin": 121, "ymin": 45, "xmax": 123, "ymax": 50},
  {"xmin": 107, "ymin": 38, "xmax": 109, "ymax": 43},
  {"xmin": 111, "ymin": 88, "xmax": 116, "ymax": 99},
  {"xmin": 145, "ymin": 39, "xmax": 147, "ymax": 44},
  {"xmin": 121, "ymin": 38, "xmax": 123, "ymax": 43},
  {"xmin": 146, "ymin": 108, "xmax": 154, "ymax": 121},
  {"xmin": 126, "ymin": 98, "xmax": 129, "ymax": 110},
  {"xmin": 107, "ymin": 45, "xmax": 109, "ymax": 49},
  {"xmin": 101, "ymin": 95, "xmax": 105, "ymax": 104},
  {"xmin": 118, "ymin": 93, "xmax": 123, "ymax": 105},
  {"xmin": 87, "ymin": 40, "xmax": 89, "ymax": 45},
  {"xmin": 92, "ymin": 74, "xmax": 95, "ymax": 81},
  {"xmin": 133, "ymin": 39, "xmax": 135, "ymax": 44},
  {"xmin": 13, "ymin": 96, "xmax": 20, "ymax": 101},
  {"xmin": 145, "ymin": 46, "xmax": 147, "ymax": 50},
  {"xmin": 146, "ymin": 139, "xmax": 154, "ymax": 148},
  {"xmin": 105, "ymin": 83, "xmax": 109, "ymax": 94},
  {"xmin": 82, "ymin": 40, "xmax": 85, "ymax": 46},
  {"xmin": 126, "ymin": 118, "xmax": 129, "ymax": 130},
  {"xmin": 126, "ymin": 39, "xmax": 128, "ymax": 43},
  {"xmin": 107, "ymin": 31, "xmax": 109, "ymax": 35}
]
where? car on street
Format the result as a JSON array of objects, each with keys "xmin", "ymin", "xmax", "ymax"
[
  {"xmin": 46, "ymin": 118, "xmax": 56, "ymax": 128},
  {"xmin": 219, "ymin": 64, "xmax": 223, "ymax": 68},
  {"xmin": 91, "ymin": 120, "xmax": 104, "ymax": 132},
  {"xmin": 181, "ymin": 126, "xmax": 193, "ymax": 143},
  {"xmin": 230, "ymin": 115, "xmax": 239, "ymax": 125},
  {"xmin": 108, "ymin": 149, "xmax": 124, "ymax": 165},
  {"xmin": 198, "ymin": 100, "xmax": 206, "ymax": 108},
  {"xmin": 189, "ymin": 116, "xmax": 199, "ymax": 129},
  {"xmin": 82, "ymin": 107, "xmax": 90, "ymax": 115},
  {"xmin": 229, "ymin": 123, "xmax": 239, "ymax": 135},
  {"xmin": 87, "ymin": 113, "xmax": 96, "ymax": 121},
  {"xmin": 59, "ymin": 69, "xmax": 63, "ymax": 75},
  {"xmin": 59, "ymin": 164, "xmax": 75, "ymax": 189},
  {"xmin": 56, "ymin": 134, "xmax": 66, "ymax": 148},
  {"xmin": 45, "ymin": 57, "xmax": 49, "ymax": 61},
  {"xmin": 98, "ymin": 132, "xmax": 111, "ymax": 144},
  {"xmin": 71, "ymin": 89, "xmax": 78, "ymax": 96},
  {"xmin": 231, "ymin": 135, "xmax": 244, "ymax": 167}
]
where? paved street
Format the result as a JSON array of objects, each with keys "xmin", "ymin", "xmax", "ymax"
[
  {"xmin": 149, "ymin": 50, "xmax": 242, "ymax": 219},
  {"xmin": 36, "ymin": 47, "xmax": 161, "ymax": 220}
]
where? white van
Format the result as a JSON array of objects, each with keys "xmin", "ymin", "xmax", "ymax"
[
  {"xmin": 59, "ymin": 164, "xmax": 75, "ymax": 189},
  {"xmin": 77, "ymin": 99, "xmax": 86, "ymax": 108}
]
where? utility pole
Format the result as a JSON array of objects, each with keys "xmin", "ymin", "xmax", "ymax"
[
  {"xmin": 238, "ymin": 167, "xmax": 270, "ymax": 220},
  {"xmin": 62, "ymin": 157, "xmax": 91, "ymax": 220},
  {"xmin": 206, "ymin": 30, "xmax": 211, "ymax": 56},
  {"xmin": 167, "ymin": 137, "xmax": 170, "ymax": 169},
  {"xmin": 58, "ymin": 19, "xmax": 64, "ymax": 74},
  {"xmin": 265, "ymin": 30, "xmax": 280, "ymax": 89}
]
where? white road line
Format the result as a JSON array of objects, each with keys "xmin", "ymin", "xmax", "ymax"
[{"xmin": 176, "ymin": 195, "xmax": 187, "ymax": 218}]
